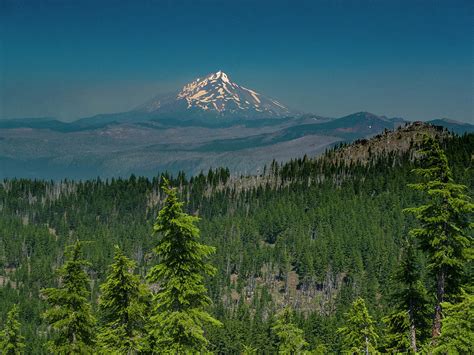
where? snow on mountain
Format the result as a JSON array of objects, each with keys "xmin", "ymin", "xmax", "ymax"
[{"xmin": 137, "ymin": 71, "xmax": 294, "ymax": 119}]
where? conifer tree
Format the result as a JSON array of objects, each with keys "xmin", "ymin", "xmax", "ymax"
[
  {"xmin": 338, "ymin": 297, "xmax": 378, "ymax": 355},
  {"xmin": 383, "ymin": 239, "xmax": 430, "ymax": 352},
  {"xmin": 404, "ymin": 137, "xmax": 473, "ymax": 338},
  {"xmin": 272, "ymin": 306, "xmax": 308, "ymax": 354},
  {"xmin": 432, "ymin": 289, "xmax": 474, "ymax": 354},
  {"xmin": 41, "ymin": 241, "xmax": 96, "ymax": 353},
  {"xmin": 97, "ymin": 245, "xmax": 150, "ymax": 353},
  {"xmin": 0, "ymin": 304, "xmax": 25, "ymax": 355},
  {"xmin": 147, "ymin": 179, "xmax": 222, "ymax": 353},
  {"xmin": 383, "ymin": 311, "xmax": 411, "ymax": 353}
]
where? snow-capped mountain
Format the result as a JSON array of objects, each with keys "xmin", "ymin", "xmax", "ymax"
[{"xmin": 137, "ymin": 70, "xmax": 294, "ymax": 119}]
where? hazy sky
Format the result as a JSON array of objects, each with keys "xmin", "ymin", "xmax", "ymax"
[{"xmin": 1, "ymin": 0, "xmax": 472, "ymax": 122}]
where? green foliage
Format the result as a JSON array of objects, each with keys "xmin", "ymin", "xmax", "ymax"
[
  {"xmin": 432, "ymin": 289, "xmax": 474, "ymax": 354},
  {"xmin": 97, "ymin": 245, "xmax": 150, "ymax": 353},
  {"xmin": 383, "ymin": 239, "xmax": 430, "ymax": 352},
  {"xmin": 311, "ymin": 344, "xmax": 328, "ymax": 354},
  {"xmin": 404, "ymin": 136, "xmax": 473, "ymax": 338},
  {"xmin": 0, "ymin": 133, "xmax": 471, "ymax": 352},
  {"xmin": 404, "ymin": 137, "xmax": 473, "ymax": 292},
  {"xmin": 0, "ymin": 304, "xmax": 25, "ymax": 355},
  {"xmin": 272, "ymin": 307, "xmax": 308, "ymax": 354},
  {"xmin": 41, "ymin": 241, "xmax": 96, "ymax": 354},
  {"xmin": 241, "ymin": 343, "xmax": 258, "ymax": 354},
  {"xmin": 382, "ymin": 310, "xmax": 412, "ymax": 353},
  {"xmin": 338, "ymin": 297, "xmax": 378, "ymax": 354},
  {"xmin": 146, "ymin": 179, "xmax": 222, "ymax": 353}
]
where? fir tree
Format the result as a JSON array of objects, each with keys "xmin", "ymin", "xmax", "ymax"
[
  {"xmin": 146, "ymin": 179, "xmax": 222, "ymax": 353},
  {"xmin": 41, "ymin": 241, "xmax": 96, "ymax": 353},
  {"xmin": 432, "ymin": 289, "xmax": 474, "ymax": 354},
  {"xmin": 0, "ymin": 304, "xmax": 25, "ymax": 355},
  {"xmin": 338, "ymin": 297, "xmax": 378, "ymax": 354},
  {"xmin": 383, "ymin": 311, "xmax": 412, "ymax": 353},
  {"xmin": 383, "ymin": 239, "xmax": 430, "ymax": 352},
  {"xmin": 272, "ymin": 307, "xmax": 308, "ymax": 354},
  {"xmin": 404, "ymin": 137, "xmax": 473, "ymax": 338},
  {"xmin": 97, "ymin": 245, "xmax": 150, "ymax": 353}
]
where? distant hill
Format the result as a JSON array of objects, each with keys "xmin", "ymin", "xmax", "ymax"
[
  {"xmin": 427, "ymin": 118, "xmax": 474, "ymax": 135},
  {"xmin": 0, "ymin": 117, "xmax": 68, "ymax": 130}
]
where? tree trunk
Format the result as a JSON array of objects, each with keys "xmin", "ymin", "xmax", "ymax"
[
  {"xmin": 432, "ymin": 269, "xmax": 445, "ymax": 339},
  {"xmin": 410, "ymin": 321, "xmax": 417, "ymax": 353},
  {"xmin": 408, "ymin": 302, "xmax": 417, "ymax": 353},
  {"xmin": 365, "ymin": 335, "xmax": 369, "ymax": 355}
]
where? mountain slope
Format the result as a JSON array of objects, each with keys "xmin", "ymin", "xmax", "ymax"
[{"xmin": 136, "ymin": 70, "xmax": 294, "ymax": 119}]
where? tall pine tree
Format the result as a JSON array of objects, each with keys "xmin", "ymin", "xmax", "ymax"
[
  {"xmin": 0, "ymin": 304, "xmax": 25, "ymax": 355},
  {"xmin": 147, "ymin": 179, "xmax": 222, "ymax": 352},
  {"xmin": 97, "ymin": 245, "xmax": 150, "ymax": 353},
  {"xmin": 404, "ymin": 137, "xmax": 473, "ymax": 339},
  {"xmin": 383, "ymin": 239, "xmax": 430, "ymax": 352},
  {"xmin": 41, "ymin": 241, "xmax": 96, "ymax": 353},
  {"xmin": 338, "ymin": 297, "xmax": 378, "ymax": 354}
]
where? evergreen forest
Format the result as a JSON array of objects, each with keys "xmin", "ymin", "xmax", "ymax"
[{"xmin": 0, "ymin": 125, "xmax": 472, "ymax": 353}]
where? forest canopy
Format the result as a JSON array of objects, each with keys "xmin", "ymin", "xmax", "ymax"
[{"xmin": 0, "ymin": 128, "xmax": 472, "ymax": 353}]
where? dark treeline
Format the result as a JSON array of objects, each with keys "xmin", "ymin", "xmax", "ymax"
[{"xmin": 0, "ymin": 130, "xmax": 472, "ymax": 353}]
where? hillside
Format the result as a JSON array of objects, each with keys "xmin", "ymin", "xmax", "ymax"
[
  {"xmin": 209, "ymin": 122, "xmax": 449, "ymax": 193},
  {"xmin": 0, "ymin": 125, "xmax": 472, "ymax": 353}
]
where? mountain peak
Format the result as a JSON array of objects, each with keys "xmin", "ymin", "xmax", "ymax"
[
  {"xmin": 138, "ymin": 71, "xmax": 294, "ymax": 119},
  {"xmin": 208, "ymin": 70, "xmax": 230, "ymax": 82}
]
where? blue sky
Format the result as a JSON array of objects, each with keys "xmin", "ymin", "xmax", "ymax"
[{"xmin": 1, "ymin": 0, "xmax": 472, "ymax": 122}]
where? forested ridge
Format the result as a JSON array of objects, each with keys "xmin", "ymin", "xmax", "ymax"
[{"xmin": 0, "ymin": 124, "xmax": 472, "ymax": 353}]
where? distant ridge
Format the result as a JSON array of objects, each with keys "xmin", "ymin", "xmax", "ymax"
[
  {"xmin": 427, "ymin": 118, "xmax": 474, "ymax": 134},
  {"xmin": 2, "ymin": 111, "xmax": 472, "ymax": 137}
]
